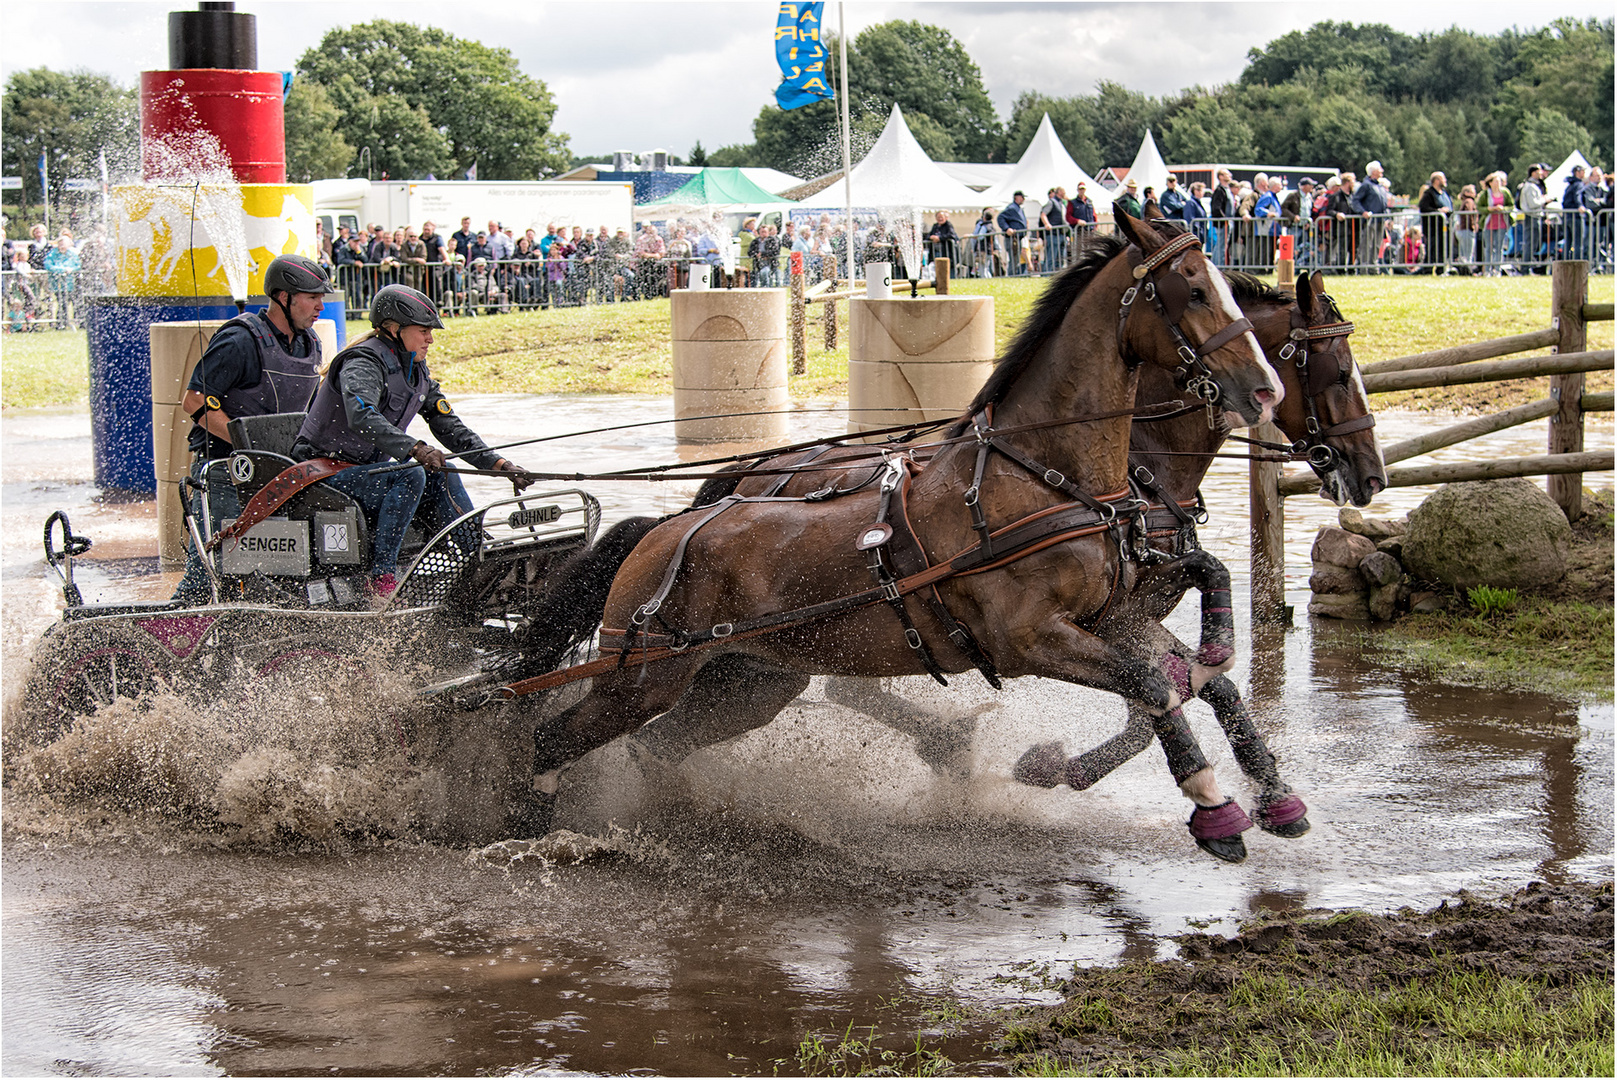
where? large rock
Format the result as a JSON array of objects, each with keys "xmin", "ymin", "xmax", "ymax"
[
  {"xmin": 1310, "ymin": 565, "xmax": 1364, "ymax": 595},
  {"xmin": 1358, "ymin": 551, "xmax": 1403, "ymax": 588},
  {"xmin": 1368, "ymin": 582, "xmax": 1400, "ymax": 622},
  {"xmin": 1402, "ymin": 478, "xmax": 1571, "ymax": 590},
  {"xmin": 1312, "ymin": 527, "xmax": 1377, "ymax": 568}
]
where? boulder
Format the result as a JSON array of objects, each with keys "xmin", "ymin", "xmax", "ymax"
[
  {"xmin": 1368, "ymin": 582, "xmax": 1400, "ymax": 622},
  {"xmin": 1402, "ymin": 478, "xmax": 1571, "ymax": 590},
  {"xmin": 1309, "ymin": 591, "xmax": 1370, "ymax": 620},
  {"xmin": 1358, "ymin": 551, "xmax": 1403, "ymax": 588},
  {"xmin": 1310, "ymin": 565, "xmax": 1365, "ymax": 595},
  {"xmin": 1339, "ymin": 507, "xmax": 1408, "ymax": 540},
  {"xmin": 1312, "ymin": 527, "xmax": 1377, "ymax": 569}
]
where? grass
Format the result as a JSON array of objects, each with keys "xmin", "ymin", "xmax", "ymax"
[
  {"xmin": 785, "ymin": 1022, "xmax": 954, "ymax": 1076},
  {"xmin": 1010, "ymin": 966, "xmax": 1612, "ymax": 1077},
  {"xmin": 1374, "ymin": 597, "xmax": 1614, "ymax": 700},
  {"xmin": 4, "ymin": 274, "xmax": 1609, "ymax": 410}
]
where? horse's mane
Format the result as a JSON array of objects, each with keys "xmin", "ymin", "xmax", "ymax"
[
  {"xmin": 952, "ymin": 232, "xmax": 1128, "ymax": 432},
  {"xmin": 1223, "ymin": 270, "xmax": 1293, "ymax": 307}
]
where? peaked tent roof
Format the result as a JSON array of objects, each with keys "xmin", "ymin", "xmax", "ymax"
[
  {"xmin": 643, "ymin": 167, "xmax": 792, "ymax": 207},
  {"xmin": 1122, "ymin": 128, "xmax": 1172, "ymax": 201},
  {"xmin": 1547, "ymin": 149, "xmax": 1593, "ymax": 196},
  {"xmin": 795, "ymin": 104, "xmax": 984, "ymax": 211},
  {"xmin": 979, "ymin": 113, "xmax": 1113, "ymax": 215}
]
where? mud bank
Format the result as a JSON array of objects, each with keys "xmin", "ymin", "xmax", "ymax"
[{"xmin": 1008, "ymin": 879, "xmax": 1614, "ymax": 1076}]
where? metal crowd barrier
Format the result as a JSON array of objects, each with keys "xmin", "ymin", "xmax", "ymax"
[{"xmin": 2, "ymin": 267, "xmax": 109, "ymax": 332}]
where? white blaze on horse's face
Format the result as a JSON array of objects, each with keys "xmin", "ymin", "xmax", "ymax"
[{"xmin": 1198, "ymin": 260, "xmax": 1281, "ymax": 427}]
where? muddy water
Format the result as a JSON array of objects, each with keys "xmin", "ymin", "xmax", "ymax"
[{"xmin": 3, "ymin": 396, "xmax": 1612, "ymax": 1076}]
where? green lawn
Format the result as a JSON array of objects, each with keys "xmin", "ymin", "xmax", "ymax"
[{"xmin": 3, "ymin": 274, "xmax": 1611, "ymax": 410}]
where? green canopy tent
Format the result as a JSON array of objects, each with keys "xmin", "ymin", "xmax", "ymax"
[{"xmin": 634, "ymin": 167, "xmax": 796, "ymax": 221}]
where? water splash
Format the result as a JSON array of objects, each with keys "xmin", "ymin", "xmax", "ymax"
[{"xmin": 132, "ymin": 121, "xmax": 252, "ymax": 302}]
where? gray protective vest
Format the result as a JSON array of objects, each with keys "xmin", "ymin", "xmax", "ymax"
[
  {"xmin": 215, "ymin": 311, "xmax": 322, "ymax": 419},
  {"xmin": 296, "ymin": 334, "xmax": 429, "ymax": 465}
]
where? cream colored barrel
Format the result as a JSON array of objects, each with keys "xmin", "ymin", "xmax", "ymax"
[
  {"xmin": 149, "ymin": 316, "xmax": 339, "ymax": 566},
  {"xmin": 671, "ymin": 289, "xmax": 790, "ymax": 443},
  {"xmin": 847, "ymin": 296, "xmax": 995, "ymax": 440}
]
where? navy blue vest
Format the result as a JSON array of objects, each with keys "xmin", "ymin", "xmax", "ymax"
[
  {"xmin": 215, "ymin": 311, "xmax": 322, "ymax": 420},
  {"xmin": 296, "ymin": 334, "xmax": 430, "ymax": 465}
]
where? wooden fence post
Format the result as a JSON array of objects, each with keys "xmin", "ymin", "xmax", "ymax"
[
  {"xmin": 933, "ymin": 257, "xmax": 950, "ymax": 295},
  {"xmin": 824, "ymin": 292, "xmax": 838, "ymax": 349},
  {"xmin": 1250, "ymin": 421, "xmax": 1287, "ymax": 624},
  {"xmin": 790, "ymin": 270, "xmax": 806, "ymax": 375},
  {"xmin": 1549, "ymin": 260, "xmax": 1588, "ymax": 521}
]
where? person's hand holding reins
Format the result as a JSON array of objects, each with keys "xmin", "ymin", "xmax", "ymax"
[
  {"xmin": 496, "ymin": 458, "xmax": 534, "ymax": 494},
  {"xmin": 410, "ymin": 441, "xmax": 447, "ymax": 471}
]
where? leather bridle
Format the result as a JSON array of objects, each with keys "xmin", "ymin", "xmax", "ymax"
[
  {"xmin": 1117, "ymin": 230, "xmax": 1255, "ymax": 407},
  {"xmin": 1280, "ymin": 302, "xmax": 1374, "ymax": 472}
]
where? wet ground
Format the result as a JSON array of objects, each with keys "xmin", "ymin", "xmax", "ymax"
[{"xmin": 2, "ymin": 396, "xmax": 1612, "ymax": 1076}]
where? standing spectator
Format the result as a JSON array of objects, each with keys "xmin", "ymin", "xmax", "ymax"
[
  {"xmin": 1039, "ymin": 187, "xmax": 1066, "ymax": 271},
  {"xmin": 735, "ymin": 217, "xmax": 758, "ymax": 286},
  {"xmin": 1181, "ymin": 180, "xmax": 1209, "ymax": 249},
  {"xmin": 1350, "ymin": 161, "xmax": 1390, "ymax": 271},
  {"xmin": 464, "ymin": 229, "xmax": 494, "ymax": 266},
  {"xmin": 1327, "ymin": 174, "xmax": 1358, "ymax": 269},
  {"xmin": 27, "ymin": 223, "xmax": 52, "ymax": 269},
  {"xmin": 1282, "ymin": 177, "xmax": 1313, "ymax": 267},
  {"xmin": 1399, "ymin": 225, "xmax": 1425, "ymax": 271},
  {"xmin": 76, "ymin": 226, "xmax": 114, "ymax": 296},
  {"xmin": 1113, "ymin": 180, "xmax": 1142, "ymax": 220},
  {"xmin": 1452, "ymin": 184, "xmax": 1479, "ymax": 273},
  {"xmin": 924, "ymin": 210, "xmax": 959, "ymax": 267},
  {"xmin": 1589, "ymin": 167, "xmax": 1613, "ymax": 271},
  {"xmin": 544, "ymin": 233, "xmax": 573, "ymax": 307},
  {"xmin": 335, "ymin": 232, "xmax": 369, "ymax": 305},
  {"xmin": 510, "ymin": 236, "xmax": 541, "ymax": 306},
  {"xmin": 43, "ymin": 234, "xmax": 82, "ymax": 329},
  {"xmin": 1416, "ymin": 172, "xmax": 1452, "ymax": 273},
  {"xmin": 749, "ymin": 224, "xmax": 781, "ymax": 287},
  {"xmin": 398, "ymin": 226, "xmax": 428, "ymax": 292},
  {"xmin": 972, "ymin": 208, "xmax": 1006, "ymax": 277},
  {"xmin": 1208, "ymin": 169, "xmax": 1236, "ymax": 266},
  {"xmin": 1159, "ymin": 175, "xmax": 1187, "ymax": 220},
  {"xmin": 1562, "ymin": 165, "xmax": 1590, "ymax": 262},
  {"xmin": 634, "ymin": 223, "xmax": 666, "ymax": 295},
  {"xmin": 1517, "ymin": 164, "xmax": 1553, "ymax": 271},
  {"xmin": 314, "ymin": 219, "xmax": 334, "ymax": 269},
  {"xmin": 419, "ymin": 221, "xmax": 447, "ymax": 301},
  {"xmin": 1065, "ymin": 183, "xmax": 1097, "ymax": 253},
  {"xmin": 450, "ymin": 217, "xmax": 475, "ymax": 265},
  {"xmin": 1253, "ymin": 177, "xmax": 1282, "ymax": 266},
  {"xmin": 605, "ymin": 227, "xmax": 635, "ymax": 301},
  {"xmin": 6, "ymin": 242, "xmax": 40, "ymax": 326},
  {"xmin": 997, "ymin": 191, "xmax": 1028, "ymax": 275},
  {"xmin": 570, "ymin": 226, "xmax": 596, "ymax": 303},
  {"xmin": 1479, "ymin": 171, "xmax": 1515, "ymax": 276}
]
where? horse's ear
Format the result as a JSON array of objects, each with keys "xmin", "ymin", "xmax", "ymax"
[
  {"xmin": 1296, "ymin": 270, "xmax": 1321, "ymax": 317},
  {"xmin": 1142, "ymin": 201, "xmax": 1167, "ymax": 224},
  {"xmin": 1113, "ymin": 209, "xmax": 1159, "ymax": 252}
]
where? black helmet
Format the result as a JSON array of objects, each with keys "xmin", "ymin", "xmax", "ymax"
[
  {"xmin": 370, "ymin": 284, "xmax": 445, "ymax": 330},
  {"xmin": 263, "ymin": 253, "xmax": 333, "ymax": 299}
]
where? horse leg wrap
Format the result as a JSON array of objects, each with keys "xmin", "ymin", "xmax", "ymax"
[
  {"xmin": 1187, "ymin": 798, "xmax": 1253, "ymax": 863},
  {"xmin": 1198, "ymin": 675, "xmax": 1284, "ymax": 789},
  {"xmin": 1187, "ymin": 552, "xmax": 1236, "ymax": 671},
  {"xmin": 1159, "ymin": 652, "xmax": 1194, "ymax": 703},
  {"xmin": 1152, "ymin": 707, "xmax": 1209, "ymax": 786}
]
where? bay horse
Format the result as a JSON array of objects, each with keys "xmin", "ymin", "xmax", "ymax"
[
  {"xmin": 514, "ymin": 211, "xmax": 1280, "ymax": 847},
  {"xmin": 614, "ymin": 264, "xmax": 1383, "ymax": 861}
]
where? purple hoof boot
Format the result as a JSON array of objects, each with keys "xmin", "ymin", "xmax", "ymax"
[
  {"xmin": 1188, "ymin": 798, "xmax": 1252, "ymax": 864},
  {"xmin": 1196, "ymin": 642, "xmax": 1235, "ymax": 669},
  {"xmin": 1012, "ymin": 741, "xmax": 1066, "ymax": 789},
  {"xmin": 1255, "ymin": 794, "xmax": 1310, "ymax": 838}
]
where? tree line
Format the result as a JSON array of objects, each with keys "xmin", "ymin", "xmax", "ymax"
[{"xmin": 3, "ymin": 15, "xmax": 1610, "ymax": 211}]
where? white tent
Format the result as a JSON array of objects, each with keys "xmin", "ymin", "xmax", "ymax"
[
  {"xmin": 1546, "ymin": 149, "xmax": 1593, "ymax": 197},
  {"xmin": 794, "ymin": 104, "xmax": 984, "ymax": 211},
  {"xmin": 1121, "ymin": 128, "xmax": 1172, "ymax": 202},
  {"xmin": 980, "ymin": 113, "xmax": 1112, "ymax": 216}
]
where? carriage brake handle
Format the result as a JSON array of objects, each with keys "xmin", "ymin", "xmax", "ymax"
[{"xmin": 43, "ymin": 510, "xmax": 91, "ymax": 607}]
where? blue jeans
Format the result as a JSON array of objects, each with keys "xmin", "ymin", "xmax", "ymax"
[
  {"xmin": 318, "ymin": 461, "xmax": 479, "ymax": 576},
  {"xmin": 171, "ymin": 458, "xmax": 242, "ymax": 604}
]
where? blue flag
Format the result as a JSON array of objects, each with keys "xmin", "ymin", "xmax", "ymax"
[{"xmin": 774, "ymin": 3, "xmax": 832, "ymax": 111}]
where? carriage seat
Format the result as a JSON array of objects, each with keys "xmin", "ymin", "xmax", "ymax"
[{"xmin": 227, "ymin": 412, "xmax": 307, "ymax": 459}]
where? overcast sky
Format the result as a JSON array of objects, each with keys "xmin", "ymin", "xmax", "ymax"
[{"xmin": 5, "ymin": 0, "xmax": 1608, "ymax": 162}]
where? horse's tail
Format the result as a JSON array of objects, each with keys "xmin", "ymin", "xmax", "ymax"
[{"xmin": 502, "ymin": 515, "xmax": 665, "ymax": 677}]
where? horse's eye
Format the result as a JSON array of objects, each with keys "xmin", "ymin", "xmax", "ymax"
[{"xmin": 1190, "ymin": 288, "xmax": 1206, "ymax": 305}]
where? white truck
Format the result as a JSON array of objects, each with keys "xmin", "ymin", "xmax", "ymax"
[{"xmin": 313, "ymin": 179, "xmax": 635, "ymax": 242}]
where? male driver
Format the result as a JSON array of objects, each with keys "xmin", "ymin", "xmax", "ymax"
[{"xmin": 171, "ymin": 254, "xmax": 332, "ymax": 604}]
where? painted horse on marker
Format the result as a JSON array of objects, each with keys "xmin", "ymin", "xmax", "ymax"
[{"xmin": 508, "ymin": 212, "xmax": 1282, "ymax": 852}]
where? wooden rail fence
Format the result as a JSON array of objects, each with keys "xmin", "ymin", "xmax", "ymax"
[{"xmin": 1250, "ymin": 260, "xmax": 1615, "ymax": 623}]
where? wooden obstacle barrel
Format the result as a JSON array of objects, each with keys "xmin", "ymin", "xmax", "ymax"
[
  {"xmin": 670, "ymin": 288, "xmax": 790, "ymax": 443},
  {"xmin": 847, "ymin": 296, "xmax": 995, "ymax": 440}
]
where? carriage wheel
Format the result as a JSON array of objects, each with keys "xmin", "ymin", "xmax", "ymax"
[{"xmin": 40, "ymin": 645, "xmax": 167, "ymax": 737}]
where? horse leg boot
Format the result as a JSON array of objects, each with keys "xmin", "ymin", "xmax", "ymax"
[{"xmin": 1199, "ymin": 674, "xmax": 1309, "ymax": 837}]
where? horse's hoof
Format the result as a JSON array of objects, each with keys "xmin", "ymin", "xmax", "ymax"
[
  {"xmin": 1195, "ymin": 834, "xmax": 1249, "ymax": 863},
  {"xmin": 1255, "ymin": 794, "xmax": 1311, "ymax": 838},
  {"xmin": 1011, "ymin": 741, "xmax": 1066, "ymax": 788},
  {"xmin": 1188, "ymin": 798, "xmax": 1252, "ymax": 863}
]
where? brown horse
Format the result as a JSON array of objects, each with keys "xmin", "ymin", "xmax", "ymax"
[
  {"xmin": 517, "ymin": 212, "xmax": 1280, "ymax": 841},
  {"xmin": 617, "ymin": 264, "xmax": 1383, "ymax": 861}
]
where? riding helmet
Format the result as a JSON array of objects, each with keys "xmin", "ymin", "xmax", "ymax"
[
  {"xmin": 263, "ymin": 253, "xmax": 334, "ymax": 298},
  {"xmin": 370, "ymin": 284, "xmax": 445, "ymax": 330}
]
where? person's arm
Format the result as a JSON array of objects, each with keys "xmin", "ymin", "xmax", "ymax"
[{"xmin": 181, "ymin": 325, "xmax": 258, "ymax": 447}]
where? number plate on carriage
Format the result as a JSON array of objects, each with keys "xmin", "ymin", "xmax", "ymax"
[
  {"xmin": 220, "ymin": 517, "xmax": 310, "ymax": 577},
  {"xmin": 507, "ymin": 505, "xmax": 563, "ymax": 528}
]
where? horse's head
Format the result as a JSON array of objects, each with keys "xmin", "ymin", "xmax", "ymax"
[
  {"xmin": 1113, "ymin": 211, "xmax": 1280, "ymax": 428},
  {"xmin": 1270, "ymin": 272, "xmax": 1387, "ymax": 507}
]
